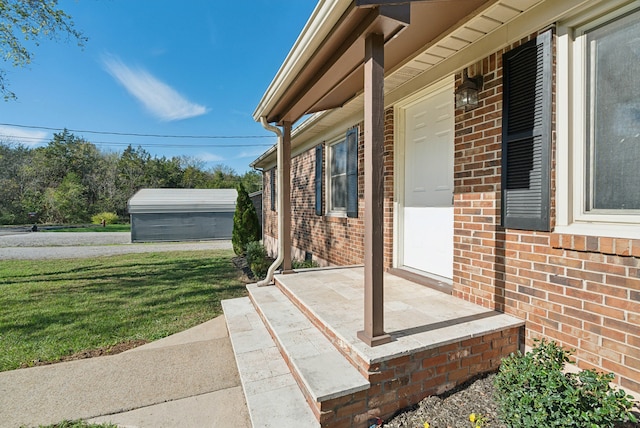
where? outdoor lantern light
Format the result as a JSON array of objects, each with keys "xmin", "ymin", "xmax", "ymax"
[{"xmin": 455, "ymin": 69, "xmax": 483, "ymax": 110}]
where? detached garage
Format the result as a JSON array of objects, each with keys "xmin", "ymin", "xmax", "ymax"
[{"xmin": 127, "ymin": 188, "xmax": 237, "ymax": 243}]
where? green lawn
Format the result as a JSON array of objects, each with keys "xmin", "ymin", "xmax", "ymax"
[
  {"xmin": 45, "ymin": 224, "xmax": 131, "ymax": 232},
  {"xmin": 0, "ymin": 250, "xmax": 247, "ymax": 372}
]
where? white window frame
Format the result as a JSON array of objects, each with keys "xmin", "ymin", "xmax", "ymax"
[
  {"xmin": 556, "ymin": 1, "xmax": 640, "ymax": 239},
  {"xmin": 326, "ymin": 137, "xmax": 347, "ymax": 216}
]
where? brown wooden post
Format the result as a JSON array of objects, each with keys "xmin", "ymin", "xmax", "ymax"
[
  {"xmin": 357, "ymin": 32, "xmax": 391, "ymax": 347},
  {"xmin": 281, "ymin": 121, "xmax": 293, "ymax": 273}
]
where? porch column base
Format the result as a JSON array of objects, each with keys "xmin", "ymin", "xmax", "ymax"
[
  {"xmin": 281, "ymin": 270, "xmax": 296, "ymax": 275},
  {"xmin": 357, "ymin": 330, "xmax": 392, "ymax": 347}
]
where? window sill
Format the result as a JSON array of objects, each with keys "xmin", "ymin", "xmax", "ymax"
[
  {"xmin": 325, "ymin": 211, "xmax": 347, "ymax": 218},
  {"xmin": 551, "ymin": 223, "xmax": 640, "ymax": 257},
  {"xmin": 324, "ymin": 211, "xmax": 348, "ymax": 223}
]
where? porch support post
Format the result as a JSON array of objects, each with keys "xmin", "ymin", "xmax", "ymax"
[
  {"xmin": 281, "ymin": 121, "xmax": 293, "ymax": 273},
  {"xmin": 357, "ymin": 32, "xmax": 391, "ymax": 347}
]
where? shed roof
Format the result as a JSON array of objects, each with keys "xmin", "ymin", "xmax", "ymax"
[{"xmin": 127, "ymin": 189, "xmax": 238, "ymax": 214}]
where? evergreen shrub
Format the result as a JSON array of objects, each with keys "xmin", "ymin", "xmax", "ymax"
[
  {"xmin": 246, "ymin": 241, "xmax": 269, "ymax": 279},
  {"xmin": 232, "ymin": 183, "xmax": 261, "ymax": 256}
]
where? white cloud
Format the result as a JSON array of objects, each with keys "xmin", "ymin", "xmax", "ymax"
[
  {"xmin": 0, "ymin": 126, "xmax": 48, "ymax": 147},
  {"xmin": 102, "ymin": 55, "xmax": 209, "ymax": 121},
  {"xmin": 197, "ymin": 152, "xmax": 225, "ymax": 162},
  {"xmin": 235, "ymin": 147, "xmax": 269, "ymax": 159}
]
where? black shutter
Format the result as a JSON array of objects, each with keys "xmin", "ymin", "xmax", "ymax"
[
  {"xmin": 346, "ymin": 128, "xmax": 359, "ymax": 218},
  {"xmin": 315, "ymin": 144, "xmax": 323, "ymax": 216},
  {"xmin": 270, "ymin": 168, "xmax": 276, "ymax": 211},
  {"xmin": 501, "ymin": 30, "xmax": 552, "ymax": 231}
]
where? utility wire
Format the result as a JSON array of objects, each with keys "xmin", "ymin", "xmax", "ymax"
[
  {"xmin": 0, "ymin": 122, "xmax": 274, "ymax": 139},
  {"xmin": 0, "ymin": 134, "xmax": 273, "ymax": 148}
]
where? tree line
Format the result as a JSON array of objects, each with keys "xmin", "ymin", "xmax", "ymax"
[{"xmin": 0, "ymin": 130, "xmax": 262, "ymax": 225}]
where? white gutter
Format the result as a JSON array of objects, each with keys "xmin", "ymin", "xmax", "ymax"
[{"xmin": 257, "ymin": 117, "xmax": 284, "ymax": 286}]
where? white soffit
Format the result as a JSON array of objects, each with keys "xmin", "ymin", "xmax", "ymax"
[
  {"xmin": 254, "ymin": 0, "xmax": 546, "ymax": 167},
  {"xmin": 401, "ymin": 0, "xmax": 543, "ymax": 78}
]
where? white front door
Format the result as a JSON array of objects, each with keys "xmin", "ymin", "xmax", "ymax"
[{"xmin": 401, "ymin": 82, "xmax": 454, "ymax": 280}]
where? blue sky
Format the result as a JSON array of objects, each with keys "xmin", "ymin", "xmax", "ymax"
[{"xmin": 0, "ymin": 0, "xmax": 316, "ymax": 173}]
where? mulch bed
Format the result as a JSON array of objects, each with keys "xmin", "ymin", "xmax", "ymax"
[
  {"xmin": 383, "ymin": 372, "xmax": 640, "ymax": 428},
  {"xmin": 383, "ymin": 373, "xmax": 504, "ymax": 428}
]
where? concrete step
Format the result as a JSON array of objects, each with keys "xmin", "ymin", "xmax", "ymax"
[
  {"xmin": 222, "ymin": 296, "xmax": 319, "ymax": 428},
  {"xmin": 247, "ymin": 283, "xmax": 370, "ymax": 409}
]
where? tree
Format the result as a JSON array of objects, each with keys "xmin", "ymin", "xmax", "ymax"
[
  {"xmin": 43, "ymin": 172, "xmax": 88, "ymax": 223},
  {"xmin": 210, "ymin": 164, "xmax": 238, "ymax": 189},
  {"xmin": 232, "ymin": 182, "xmax": 261, "ymax": 256},
  {"xmin": 0, "ymin": 141, "xmax": 30, "ymax": 223},
  {"xmin": 1, "ymin": 0, "xmax": 87, "ymax": 100},
  {"xmin": 241, "ymin": 170, "xmax": 262, "ymax": 194}
]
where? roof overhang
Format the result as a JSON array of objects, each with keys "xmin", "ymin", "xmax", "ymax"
[{"xmin": 253, "ymin": 0, "xmax": 489, "ymax": 126}]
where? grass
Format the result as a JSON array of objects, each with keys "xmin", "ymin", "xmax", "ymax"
[
  {"xmin": 45, "ymin": 224, "xmax": 131, "ymax": 232},
  {"xmin": 0, "ymin": 249, "xmax": 247, "ymax": 372}
]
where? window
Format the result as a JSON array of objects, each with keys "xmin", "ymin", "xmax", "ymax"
[
  {"xmin": 557, "ymin": 5, "xmax": 640, "ymax": 237},
  {"xmin": 319, "ymin": 128, "xmax": 358, "ymax": 217},
  {"xmin": 583, "ymin": 9, "xmax": 640, "ymax": 213},
  {"xmin": 329, "ymin": 139, "xmax": 347, "ymax": 212}
]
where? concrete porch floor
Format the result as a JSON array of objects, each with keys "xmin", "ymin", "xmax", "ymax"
[
  {"xmin": 275, "ymin": 266, "xmax": 523, "ymax": 366},
  {"xmin": 223, "ymin": 266, "xmax": 524, "ymax": 427}
]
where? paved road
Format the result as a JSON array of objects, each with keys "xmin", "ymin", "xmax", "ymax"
[{"xmin": 0, "ymin": 232, "xmax": 232, "ymax": 260}]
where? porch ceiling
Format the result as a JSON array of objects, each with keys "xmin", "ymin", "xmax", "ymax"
[
  {"xmin": 254, "ymin": 0, "xmax": 490, "ymax": 126},
  {"xmin": 252, "ymin": 0, "xmax": 545, "ymax": 167}
]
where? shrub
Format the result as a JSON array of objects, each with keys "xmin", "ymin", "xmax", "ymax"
[
  {"xmin": 232, "ymin": 183, "xmax": 261, "ymax": 256},
  {"xmin": 91, "ymin": 212, "xmax": 119, "ymax": 225},
  {"xmin": 494, "ymin": 339, "xmax": 637, "ymax": 428},
  {"xmin": 246, "ymin": 241, "xmax": 270, "ymax": 280},
  {"xmin": 292, "ymin": 258, "xmax": 319, "ymax": 269}
]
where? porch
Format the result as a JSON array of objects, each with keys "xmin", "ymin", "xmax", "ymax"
[{"xmin": 222, "ymin": 267, "xmax": 524, "ymax": 427}]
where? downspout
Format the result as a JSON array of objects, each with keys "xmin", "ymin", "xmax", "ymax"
[{"xmin": 257, "ymin": 116, "xmax": 283, "ymax": 286}]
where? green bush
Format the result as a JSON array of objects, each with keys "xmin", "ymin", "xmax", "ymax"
[
  {"xmin": 292, "ymin": 258, "xmax": 319, "ymax": 269},
  {"xmin": 494, "ymin": 339, "xmax": 637, "ymax": 428},
  {"xmin": 91, "ymin": 212, "xmax": 119, "ymax": 225},
  {"xmin": 232, "ymin": 183, "xmax": 261, "ymax": 256},
  {"xmin": 246, "ymin": 241, "xmax": 270, "ymax": 279}
]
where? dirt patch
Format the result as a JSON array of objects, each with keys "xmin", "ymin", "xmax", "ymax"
[{"xmin": 20, "ymin": 340, "xmax": 149, "ymax": 368}]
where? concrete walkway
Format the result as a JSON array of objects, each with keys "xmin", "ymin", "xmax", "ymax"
[{"xmin": 0, "ymin": 316, "xmax": 251, "ymax": 428}]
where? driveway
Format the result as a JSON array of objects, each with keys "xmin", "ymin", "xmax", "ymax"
[{"xmin": 0, "ymin": 232, "xmax": 232, "ymax": 260}]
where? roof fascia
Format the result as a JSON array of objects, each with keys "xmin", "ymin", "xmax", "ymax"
[{"xmin": 252, "ymin": 0, "xmax": 353, "ymax": 122}]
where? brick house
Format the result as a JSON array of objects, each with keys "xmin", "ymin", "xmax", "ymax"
[{"xmin": 231, "ymin": 0, "xmax": 640, "ymax": 425}]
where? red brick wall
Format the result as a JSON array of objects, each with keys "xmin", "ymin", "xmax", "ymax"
[
  {"xmin": 452, "ymin": 33, "xmax": 640, "ymax": 395},
  {"xmin": 262, "ymin": 110, "xmax": 395, "ymax": 268}
]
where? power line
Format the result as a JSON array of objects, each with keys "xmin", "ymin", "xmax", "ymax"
[
  {"xmin": 0, "ymin": 134, "xmax": 273, "ymax": 148},
  {"xmin": 0, "ymin": 122, "xmax": 274, "ymax": 139}
]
